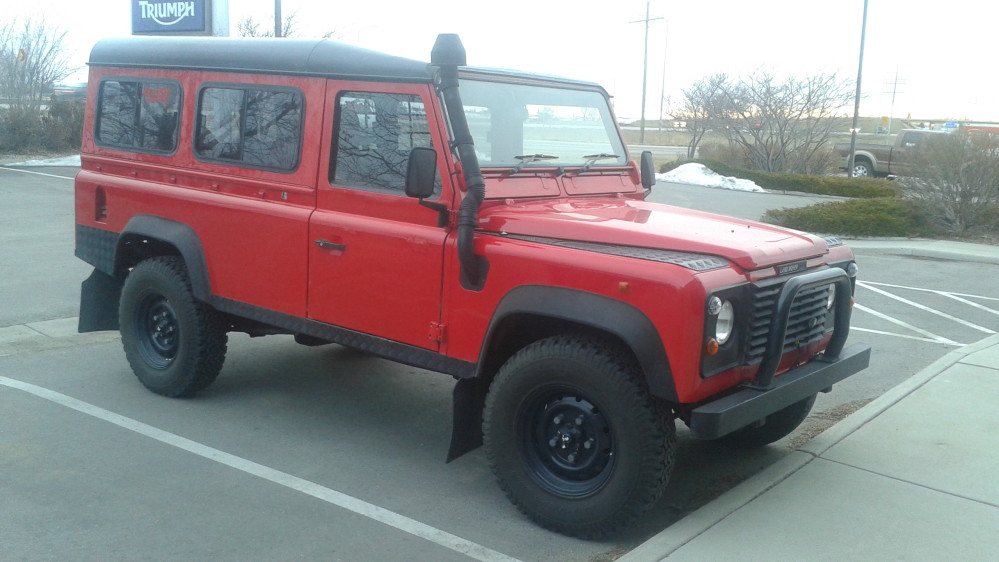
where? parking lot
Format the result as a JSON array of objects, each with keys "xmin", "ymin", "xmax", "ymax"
[{"xmin": 2, "ymin": 166, "xmax": 998, "ymax": 561}]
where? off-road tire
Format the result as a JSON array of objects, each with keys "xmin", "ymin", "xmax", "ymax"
[
  {"xmin": 119, "ymin": 256, "xmax": 228, "ymax": 397},
  {"xmin": 716, "ymin": 394, "xmax": 817, "ymax": 448},
  {"xmin": 483, "ymin": 335, "xmax": 676, "ymax": 539}
]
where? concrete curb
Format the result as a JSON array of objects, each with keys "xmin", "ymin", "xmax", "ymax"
[
  {"xmin": 620, "ymin": 333, "xmax": 999, "ymax": 562},
  {"xmin": 845, "ymin": 239, "xmax": 999, "ymax": 265}
]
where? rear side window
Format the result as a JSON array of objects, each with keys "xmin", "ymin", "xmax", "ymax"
[
  {"xmin": 95, "ymin": 79, "xmax": 181, "ymax": 154},
  {"xmin": 195, "ymin": 85, "xmax": 304, "ymax": 171}
]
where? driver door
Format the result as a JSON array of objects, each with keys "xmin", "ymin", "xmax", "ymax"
[{"xmin": 307, "ymin": 82, "xmax": 452, "ymax": 350}]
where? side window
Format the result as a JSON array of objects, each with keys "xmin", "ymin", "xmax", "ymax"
[
  {"xmin": 95, "ymin": 79, "xmax": 180, "ymax": 153},
  {"xmin": 901, "ymin": 133, "xmax": 922, "ymax": 148},
  {"xmin": 195, "ymin": 85, "xmax": 304, "ymax": 171},
  {"xmin": 331, "ymin": 91, "xmax": 438, "ymax": 195}
]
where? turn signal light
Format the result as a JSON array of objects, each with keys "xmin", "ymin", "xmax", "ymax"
[{"xmin": 705, "ymin": 338, "xmax": 719, "ymax": 356}]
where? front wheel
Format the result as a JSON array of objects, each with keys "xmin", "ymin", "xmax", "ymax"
[
  {"xmin": 715, "ymin": 394, "xmax": 816, "ymax": 448},
  {"xmin": 483, "ymin": 336, "xmax": 676, "ymax": 538},
  {"xmin": 119, "ymin": 256, "xmax": 228, "ymax": 397}
]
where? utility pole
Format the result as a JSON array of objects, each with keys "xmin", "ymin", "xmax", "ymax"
[
  {"xmin": 883, "ymin": 69, "xmax": 905, "ymax": 135},
  {"xmin": 658, "ymin": 20, "xmax": 670, "ymax": 138},
  {"xmin": 630, "ymin": 1, "xmax": 663, "ymax": 143}
]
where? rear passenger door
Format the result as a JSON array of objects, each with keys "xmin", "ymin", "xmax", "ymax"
[{"xmin": 308, "ymin": 82, "xmax": 452, "ymax": 349}]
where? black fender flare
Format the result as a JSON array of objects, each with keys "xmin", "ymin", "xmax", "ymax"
[
  {"xmin": 479, "ymin": 285, "xmax": 676, "ymax": 400},
  {"xmin": 117, "ymin": 215, "xmax": 212, "ymax": 301},
  {"xmin": 447, "ymin": 285, "xmax": 676, "ymax": 462}
]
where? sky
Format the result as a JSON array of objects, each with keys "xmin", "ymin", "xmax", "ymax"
[{"xmin": 11, "ymin": 0, "xmax": 999, "ymax": 124}]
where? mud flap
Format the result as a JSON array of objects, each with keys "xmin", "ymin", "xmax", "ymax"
[
  {"xmin": 79, "ymin": 268, "xmax": 122, "ymax": 333},
  {"xmin": 446, "ymin": 377, "xmax": 490, "ymax": 462}
]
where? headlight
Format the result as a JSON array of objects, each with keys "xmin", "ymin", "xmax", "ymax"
[
  {"xmin": 847, "ymin": 262, "xmax": 859, "ymax": 278},
  {"xmin": 715, "ymin": 300, "xmax": 735, "ymax": 344}
]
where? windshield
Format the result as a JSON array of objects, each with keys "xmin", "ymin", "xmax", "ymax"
[{"xmin": 458, "ymin": 79, "xmax": 627, "ymax": 169}]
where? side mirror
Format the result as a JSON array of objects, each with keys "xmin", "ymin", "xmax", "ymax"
[
  {"xmin": 640, "ymin": 150, "xmax": 656, "ymax": 193},
  {"xmin": 405, "ymin": 146, "xmax": 437, "ymax": 199}
]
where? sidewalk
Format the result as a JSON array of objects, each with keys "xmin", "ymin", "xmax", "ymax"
[
  {"xmin": 847, "ymin": 238, "xmax": 999, "ymax": 265},
  {"xmin": 623, "ymin": 333, "xmax": 999, "ymax": 561}
]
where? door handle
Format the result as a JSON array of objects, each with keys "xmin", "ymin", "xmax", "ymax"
[{"xmin": 315, "ymin": 239, "xmax": 346, "ymax": 251}]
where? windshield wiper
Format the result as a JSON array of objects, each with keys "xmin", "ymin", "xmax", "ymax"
[
  {"xmin": 575, "ymin": 153, "xmax": 620, "ymax": 174},
  {"xmin": 509, "ymin": 154, "xmax": 560, "ymax": 174}
]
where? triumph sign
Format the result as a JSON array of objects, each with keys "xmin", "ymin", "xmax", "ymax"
[{"xmin": 132, "ymin": 0, "xmax": 209, "ymax": 34}]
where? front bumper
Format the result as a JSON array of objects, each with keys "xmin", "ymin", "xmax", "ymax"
[{"xmin": 687, "ymin": 343, "xmax": 871, "ymax": 439}]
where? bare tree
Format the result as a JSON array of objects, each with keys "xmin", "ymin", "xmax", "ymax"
[
  {"xmin": 715, "ymin": 72, "xmax": 854, "ymax": 174},
  {"xmin": 0, "ymin": 18, "xmax": 76, "ymax": 111},
  {"xmin": 675, "ymin": 74, "xmax": 729, "ymax": 159},
  {"xmin": 679, "ymin": 71, "xmax": 853, "ymax": 174},
  {"xmin": 901, "ymin": 133, "xmax": 999, "ymax": 236},
  {"xmin": 236, "ymin": 13, "xmax": 335, "ymax": 39}
]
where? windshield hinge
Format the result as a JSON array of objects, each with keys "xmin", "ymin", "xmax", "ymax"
[{"xmin": 428, "ymin": 322, "xmax": 447, "ymax": 344}]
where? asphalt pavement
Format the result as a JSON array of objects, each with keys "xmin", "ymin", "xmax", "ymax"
[{"xmin": 4, "ymin": 161, "xmax": 998, "ymax": 560}]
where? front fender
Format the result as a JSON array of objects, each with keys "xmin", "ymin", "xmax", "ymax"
[{"xmin": 479, "ymin": 285, "xmax": 676, "ymax": 401}]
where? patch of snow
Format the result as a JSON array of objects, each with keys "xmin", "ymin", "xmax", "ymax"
[
  {"xmin": 657, "ymin": 163, "xmax": 765, "ymax": 192},
  {"xmin": 6, "ymin": 155, "xmax": 81, "ymax": 167}
]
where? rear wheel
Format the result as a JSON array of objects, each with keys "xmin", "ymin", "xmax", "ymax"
[
  {"xmin": 852, "ymin": 160, "xmax": 874, "ymax": 177},
  {"xmin": 119, "ymin": 256, "xmax": 227, "ymax": 397},
  {"xmin": 483, "ymin": 335, "xmax": 675, "ymax": 538},
  {"xmin": 716, "ymin": 394, "xmax": 816, "ymax": 448}
]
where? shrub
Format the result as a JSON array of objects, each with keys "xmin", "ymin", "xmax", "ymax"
[
  {"xmin": 659, "ymin": 158, "xmax": 899, "ymax": 198},
  {"xmin": 762, "ymin": 198, "xmax": 934, "ymax": 238},
  {"xmin": 0, "ymin": 99, "xmax": 83, "ymax": 153},
  {"xmin": 0, "ymin": 107, "xmax": 43, "ymax": 151},
  {"xmin": 899, "ymin": 134, "xmax": 999, "ymax": 237},
  {"xmin": 41, "ymin": 99, "xmax": 85, "ymax": 151}
]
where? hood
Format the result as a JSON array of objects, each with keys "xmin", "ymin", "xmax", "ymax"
[{"xmin": 477, "ymin": 198, "xmax": 828, "ymax": 271}]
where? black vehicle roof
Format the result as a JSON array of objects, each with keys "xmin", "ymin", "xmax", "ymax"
[{"xmin": 87, "ymin": 36, "xmax": 604, "ymax": 90}]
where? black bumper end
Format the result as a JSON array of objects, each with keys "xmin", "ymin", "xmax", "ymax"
[{"xmin": 688, "ymin": 343, "xmax": 871, "ymax": 440}]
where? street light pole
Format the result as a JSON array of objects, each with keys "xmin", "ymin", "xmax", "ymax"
[
  {"xmin": 274, "ymin": 0, "xmax": 282, "ymax": 38},
  {"xmin": 846, "ymin": 0, "xmax": 869, "ymax": 177}
]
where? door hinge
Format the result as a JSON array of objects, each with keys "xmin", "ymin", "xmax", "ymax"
[{"xmin": 428, "ymin": 322, "xmax": 447, "ymax": 344}]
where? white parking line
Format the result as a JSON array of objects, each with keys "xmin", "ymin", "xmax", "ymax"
[
  {"xmin": 0, "ymin": 166, "xmax": 75, "ymax": 180},
  {"xmin": 850, "ymin": 327, "xmax": 956, "ymax": 344},
  {"xmin": 857, "ymin": 282, "xmax": 996, "ymax": 335},
  {"xmin": 853, "ymin": 303, "xmax": 963, "ymax": 346},
  {"xmin": 941, "ymin": 293, "xmax": 999, "ymax": 317},
  {"xmin": 862, "ymin": 281, "xmax": 999, "ymax": 302},
  {"xmin": 0, "ymin": 376, "xmax": 522, "ymax": 562}
]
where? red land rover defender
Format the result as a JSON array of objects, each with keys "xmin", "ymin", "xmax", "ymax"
[{"xmin": 74, "ymin": 34, "xmax": 870, "ymax": 537}]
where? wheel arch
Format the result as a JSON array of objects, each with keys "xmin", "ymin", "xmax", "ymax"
[
  {"xmin": 116, "ymin": 215, "xmax": 212, "ymax": 301},
  {"xmin": 447, "ymin": 285, "xmax": 676, "ymax": 463},
  {"xmin": 477, "ymin": 286, "xmax": 676, "ymax": 400}
]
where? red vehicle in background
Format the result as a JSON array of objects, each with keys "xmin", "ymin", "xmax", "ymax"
[{"xmin": 74, "ymin": 34, "xmax": 870, "ymax": 537}]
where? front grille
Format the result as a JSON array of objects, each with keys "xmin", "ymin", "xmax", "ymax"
[{"xmin": 744, "ymin": 279, "xmax": 831, "ymax": 365}]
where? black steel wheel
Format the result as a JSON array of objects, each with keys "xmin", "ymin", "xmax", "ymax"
[
  {"xmin": 483, "ymin": 335, "xmax": 675, "ymax": 538},
  {"xmin": 119, "ymin": 256, "xmax": 227, "ymax": 397},
  {"xmin": 715, "ymin": 394, "xmax": 817, "ymax": 449}
]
